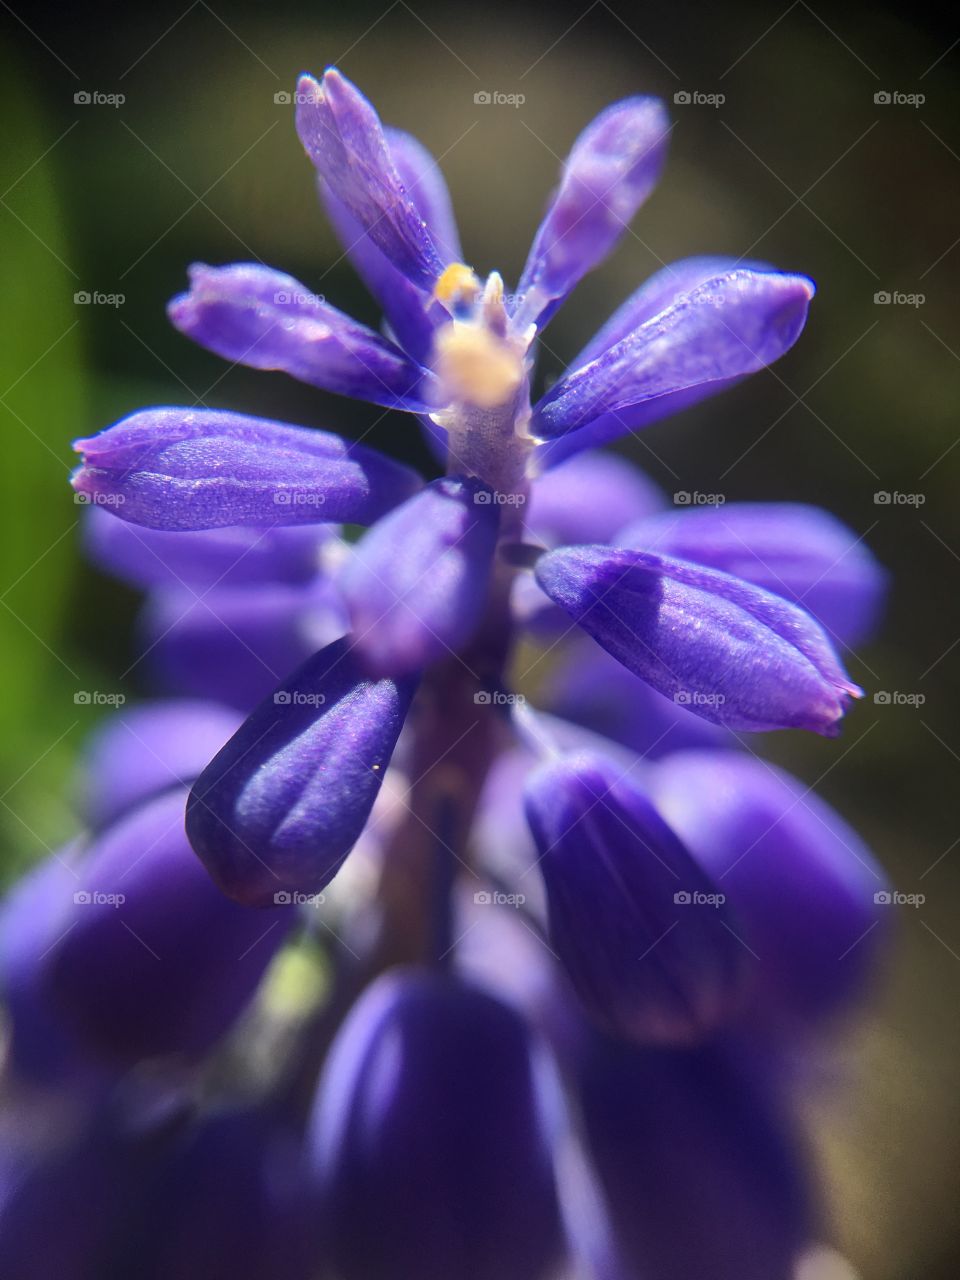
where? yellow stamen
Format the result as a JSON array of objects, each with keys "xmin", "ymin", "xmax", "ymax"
[{"xmin": 432, "ymin": 262, "xmax": 481, "ymax": 309}]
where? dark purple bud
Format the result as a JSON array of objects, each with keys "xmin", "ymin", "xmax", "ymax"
[
  {"xmin": 186, "ymin": 636, "xmax": 417, "ymax": 906},
  {"xmin": 169, "ymin": 263, "xmax": 437, "ymax": 412},
  {"xmin": 295, "ymin": 70, "xmax": 446, "ymax": 290},
  {"xmin": 535, "ymin": 545, "xmax": 862, "ymax": 735},
  {"xmin": 578, "ymin": 1036, "xmax": 812, "ymax": 1280},
  {"xmin": 71, "ymin": 408, "xmax": 421, "ymax": 530},
  {"xmin": 309, "ymin": 970, "xmax": 563, "ymax": 1280},
  {"xmin": 619, "ymin": 501, "xmax": 887, "ymax": 648},
  {"xmin": 514, "ymin": 97, "xmax": 670, "ymax": 331},
  {"xmin": 82, "ymin": 700, "xmax": 242, "ymax": 830},
  {"xmin": 653, "ymin": 749, "xmax": 889, "ymax": 1028},
  {"xmin": 84, "ymin": 505, "xmax": 327, "ymax": 590},
  {"xmin": 524, "ymin": 752, "xmax": 746, "ymax": 1044},
  {"xmin": 339, "ymin": 475, "xmax": 500, "ymax": 677},
  {"xmin": 40, "ymin": 789, "xmax": 293, "ymax": 1062},
  {"xmin": 531, "ymin": 270, "xmax": 814, "ymax": 445}
]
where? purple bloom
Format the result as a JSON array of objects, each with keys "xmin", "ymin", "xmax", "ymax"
[
  {"xmin": 535, "ymin": 544, "xmax": 862, "ymax": 734},
  {"xmin": 308, "ymin": 970, "xmax": 563, "ymax": 1280},
  {"xmin": 524, "ymin": 751, "xmax": 745, "ymax": 1043},
  {"xmin": 37, "ymin": 788, "xmax": 294, "ymax": 1062},
  {"xmin": 18, "ymin": 65, "xmax": 890, "ymax": 1278},
  {"xmin": 186, "ymin": 636, "xmax": 417, "ymax": 906}
]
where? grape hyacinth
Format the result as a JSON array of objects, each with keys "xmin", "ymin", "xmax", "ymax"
[{"xmin": 0, "ymin": 65, "xmax": 890, "ymax": 1279}]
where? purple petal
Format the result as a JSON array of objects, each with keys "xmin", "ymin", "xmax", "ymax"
[
  {"xmin": 538, "ymin": 637, "xmax": 730, "ymax": 757},
  {"xmin": 524, "ymin": 752, "xmax": 746, "ymax": 1043},
  {"xmin": 514, "ymin": 97, "xmax": 670, "ymax": 331},
  {"xmin": 524, "ymin": 449, "xmax": 666, "ymax": 546},
  {"xmin": 618, "ymin": 502, "xmax": 887, "ymax": 648},
  {"xmin": 81, "ymin": 699, "xmax": 243, "ymax": 830},
  {"xmin": 385, "ymin": 127, "xmax": 462, "ymax": 264},
  {"xmin": 534, "ymin": 545, "xmax": 862, "ymax": 735},
  {"xmin": 169, "ymin": 263, "xmax": 436, "ymax": 411},
  {"xmin": 41, "ymin": 789, "xmax": 294, "ymax": 1062},
  {"xmin": 308, "ymin": 970, "xmax": 563, "ymax": 1280},
  {"xmin": 72, "ymin": 408, "xmax": 422, "ymax": 530},
  {"xmin": 139, "ymin": 579, "xmax": 346, "ymax": 712},
  {"xmin": 84, "ymin": 505, "xmax": 327, "ymax": 590},
  {"xmin": 296, "ymin": 70, "xmax": 445, "ymax": 289},
  {"xmin": 320, "ymin": 188, "xmax": 440, "ymax": 366},
  {"xmin": 317, "ymin": 128, "xmax": 460, "ymax": 365},
  {"xmin": 186, "ymin": 636, "xmax": 417, "ymax": 907},
  {"xmin": 573, "ymin": 256, "xmax": 775, "ymax": 366},
  {"xmin": 653, "ymin": 750, "xmax": 889, "ymax": 1028},
  {"xmin": 531, "ymin": 270, "xmax": 815, "ymax": 444},
  {"xmin": 339, "ymin": 475, "xmax": 501, "ymax": 677}
]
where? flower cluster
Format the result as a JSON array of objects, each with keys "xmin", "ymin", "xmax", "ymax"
[{"xmin": 1, "ymin": 67, "xmax": 889, "ymax": 1279}]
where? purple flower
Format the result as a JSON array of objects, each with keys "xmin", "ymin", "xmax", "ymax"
[
  {"xmin": 0, "ymin": 63, "xmax": 889, "ymax": 1279},
  {"xmin": 524, "ymin": 751, "xmax": 746, "ymax": 1043},
  {"xmin": 308, "ymin": 970, "xmax": 563, "ymax": 1280}
]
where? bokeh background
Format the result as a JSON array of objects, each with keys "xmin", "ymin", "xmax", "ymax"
[{"xmin": 1, "ymin": 0, "xmax": 957, "ymax": 1274}]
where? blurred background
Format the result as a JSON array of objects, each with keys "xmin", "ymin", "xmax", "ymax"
[{"xmin": 0, "ymin": 0, "xmax": 957, "ymax": 1274}]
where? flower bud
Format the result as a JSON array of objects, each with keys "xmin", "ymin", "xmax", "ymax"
[
  {"xmin": 524, "ymin": 752, "xmax": 745, "ymax": 1043},
  {"xmin": 309, "ymin": 970, "xmax": 563, "ymax": 1280}
]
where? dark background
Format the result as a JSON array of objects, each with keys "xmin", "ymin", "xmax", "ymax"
[{"xmin": 1, "ymin": 1, "xmax": 958, "ymax": 1274}]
